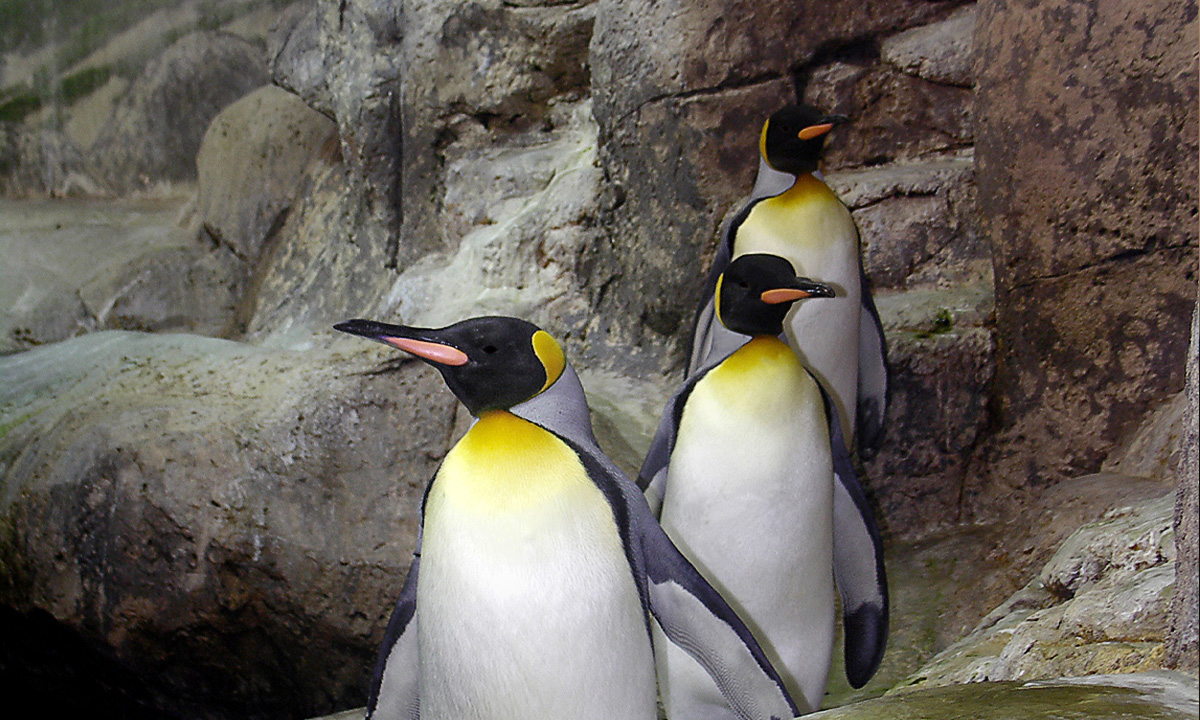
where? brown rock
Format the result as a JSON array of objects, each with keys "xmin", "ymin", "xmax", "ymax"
[
  {"xmin": 974, "ymin": 0, "xmax": 1199, "ymax": 494},
  {"xmin": 803, "ymin": 62, "xmax": 973, "ymax": 169}
]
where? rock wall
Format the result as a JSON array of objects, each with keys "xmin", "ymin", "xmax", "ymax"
[{"xmin": 972, "ymin": 0, "xmax": 1199, "ymax": 508}]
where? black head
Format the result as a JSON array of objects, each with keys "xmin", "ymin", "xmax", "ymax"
[
  {"xmin": 334, "ymin": 316, "xmax": 566, "ymax": 416},
  {"xmin": 716, "ymin": 254, "xmax": 835, "ymax": 336},
  {"xmin": 759, "ymin": 104, "xmax": 849, "ymax": 176}
]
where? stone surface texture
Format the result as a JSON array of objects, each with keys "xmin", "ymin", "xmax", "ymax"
[
  {"xmin": 897, "ymin": 493, "xmax": 1178, "ymax": 689},
  {"xmin": 1167, "ymin": 304, "xmax": 1198, "ymax": 671},
  {"xmin": 195, "ymin": 85, "xmax": 338, "ymax": 267},
  {"xmin": 810, "ymin": 673, "xmax": 1199, "ymax": 720},
  {"xmin": 0, "ymin": 331, "xmax": 457, "ymax": 718},
  {"xmin": 91, "ymin": 31, "xmax": 270, "ymax": 195},
  {"xmin": 973, "ymin": 0, "xmax": 1199, "ymax": 506}
]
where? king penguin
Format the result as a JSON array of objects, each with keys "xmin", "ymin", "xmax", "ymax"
[
  {"xmin": 641, "ymin": 254, "xmax": 888, "ymax": 715},
  {"xmin": 688, "ymin": 103, "xmax": 889, "ymax": 458},
  {"xmin": 334, "ymin": 316, "xmax": 802, "ymax": 720}
]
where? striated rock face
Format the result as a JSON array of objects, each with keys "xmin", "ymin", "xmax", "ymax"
[{"xmin": 974, "ymin": 0, "xmax": 1199, "ymax": 499}]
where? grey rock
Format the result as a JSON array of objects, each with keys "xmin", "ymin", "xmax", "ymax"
[
  {"xmin": 812, "ymin": 672, "xmax": 1199, "ymax": 720},
  {"xmin": 1039, "ymin": 495, "xmax": 1176, "ymax": 597},
  {"xmin": 91, "ymin": 31, "xmax": 269, "ymax": 194},
  {"xmin": 0, "ymin": 199, "xmax": 231, "ymax": 354},
  {"xmin": 76, "ymin": 241, "xmax": 243, "ymax": 336},
  {"xmin": 0, "ymin": 330, "xmax": 456, "ymax": 718},
  {"xmin": 898, "ymin": 493, "xmax": 1177, "ymax": 688},
  {"xmin": 268, "ymin": 1, "xmax": 333, "ymax": 117},
  {"xmin": 881, "ymin": 4, "xmax": 978, "ymax": 87},
  {"xmin": 306, "ymin": 0, "xmax": 405, "ymax": 271},
  {"xmin": 1168, "ymin": 303, "xmax": 1199, "ymax": 671},
  {"xmin": 397, "ymin": 0, "xmax": 596, "ymax": 273},
  {"xmin": 0, "ymin": 123, "xmax": 99, "ymax": 198},
  {"xmin": 229, "ymin": 140, "xmax": 393, "ymax": 343},
  {"xmin": 195, "ymin": 84, "xmax": 337, "ymax": 265},
  {"xmin": 377, "ymin": 100, "xmax": 600, "ymax": 342}
]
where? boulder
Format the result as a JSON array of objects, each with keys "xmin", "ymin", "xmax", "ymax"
[
  {"xmin": 195, "ymin": 84, "xmax": 338, "ymax": 265},
  {"xmin": 974, "ymin": 0, "xmax": 1199, "ymax": 495},
  {"xmin": 0, "ymin": 330, "xmax": 456, "ymax": 717},
  {"xmin": 90, "ymin": 31, "xmax": 269, "ymax": 194},
  {"xmin": 895, "ymin": 493, "xmax": 1177, "ymax": 687},
  {"xmin": 268, "ymin": 1, "xmax": 333, "ymax": 117},
  {"xmin": 0, "ymin": 124, "xmax": 98, "ymax": 198}
]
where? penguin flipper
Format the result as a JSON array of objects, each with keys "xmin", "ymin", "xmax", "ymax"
[
  {"xmin": 637, "ymin": 370, "xmax": 708, "ymax": 514},
  {"xmin": 366, "ymin": 552, "xmax": 421, "ymax": 720},
  {"xmin": 820, "ymin": 386, "xmax": 889, "ymax": 688},
  {"xmin": 637, "ymin": 513, "xmax": 807, "ymax": 719},
  {"xmin": 855, "ymin": 261, "xmax": 889, "ymax": 458}
]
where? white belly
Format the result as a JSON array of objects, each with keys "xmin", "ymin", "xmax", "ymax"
[
  {"xmin": 658, "ymin": 341, "xmax": 836, "ymax": 714},
  {"xmin": 418, "ymin": 413, "xmax": 656, "ymax": 720}
]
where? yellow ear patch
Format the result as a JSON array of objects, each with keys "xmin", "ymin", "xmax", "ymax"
[
  {"xmin": 714, "ymin": 273, "xmax": 726, "ymax": 328},
  {"xmin": 531, "ymin": 330, "xmax": 566, "ymax": 394},
  {"xmin": 759, "ymin": 118, "xmax": 771, "ymax": 166}
]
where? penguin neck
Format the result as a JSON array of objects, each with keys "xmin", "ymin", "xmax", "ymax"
[
  {"xmin": 435, "ymin": 410, "xmax": 590, "ymax": 515},
  {"xmin": 752, "ymin": 155, "xmax": 798, "ymax": 198},
  {"xmin": 725, "ymin": 334, "xmax": 795, "ymax": 366}
]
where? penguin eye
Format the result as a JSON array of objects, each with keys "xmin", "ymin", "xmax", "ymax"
[
  {"xmin": 482, "ymin": 345, "xmax": 499, "ymax": 354},
  {"xmin": 737, "ymin": 280, "xmax": 750, "ymax": 289}
]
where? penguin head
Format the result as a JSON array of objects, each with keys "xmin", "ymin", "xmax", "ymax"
[
  {"xmin": 715, "ymin": 254, "xmax": 835, "ymax": 336},
  {"xmin": 759, "ymin": 104, "xmax": 848, "ymax": 176},
  {"xmin": 334, "ymin": 316, "xmax": 567, "ymax": 416}
]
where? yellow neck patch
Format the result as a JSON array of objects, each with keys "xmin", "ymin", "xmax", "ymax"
[
  {"xmin": 704, "ymin": 336, "xmax": 804, "ymax": 411},
  {"xmin": 432, "ymin": 410, "xmax": 591, "ymax": 515},
  {"xmin": 531, "ymin": 330, "xmax": 566, "ymax": 394}
]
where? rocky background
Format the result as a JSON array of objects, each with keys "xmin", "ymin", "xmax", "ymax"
[{"xmin": 0, "ymin": 0, "xmax": 1196, "ymax": 718}]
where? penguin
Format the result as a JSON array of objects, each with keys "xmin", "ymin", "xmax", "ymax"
[
  {"xmin": 641, "ymin": 254, "xmax": 888, "ymax": 715},
  {"xmin": 334, "ymin": 316, "xmax": 803, "ymax": 720},
  {"xmin": 688, "ymin": 103, "xmax": 889, "ymax": 458}
]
